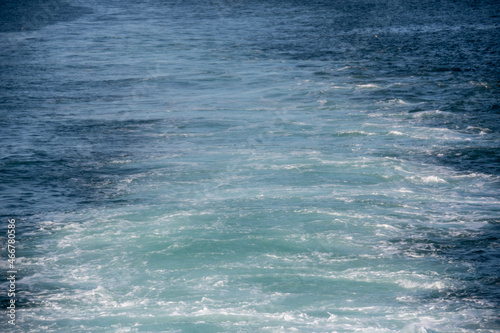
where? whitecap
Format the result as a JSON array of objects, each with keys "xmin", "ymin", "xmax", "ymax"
[
  {"xmin": 356, "ymin": 84, "xmax": 381, "ymax": 89},
  {"xmin": 417, "ymin": 176, "xmax": 447, "ymax": 183}
]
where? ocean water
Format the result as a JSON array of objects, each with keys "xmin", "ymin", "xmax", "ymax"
[{"xmin": 1, "ymin": 0, "xmax": 499, "ymax": 332}]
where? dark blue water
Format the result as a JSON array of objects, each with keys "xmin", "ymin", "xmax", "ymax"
[{"xmin": 1, "ymin": 0, "xmax": 499, "ymax": 331}]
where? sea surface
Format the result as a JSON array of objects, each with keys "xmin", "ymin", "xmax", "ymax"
[{"xmin": 1, "ymin": 0, "xmax": 499, "ymax": 332}]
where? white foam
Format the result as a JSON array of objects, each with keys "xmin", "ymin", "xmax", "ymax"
[
  {"xmin": 409, "ymin": 175, "xmax": 447, "ymax": 183},
  {"xmin": 356, "ymin": 84, "xmax": 381, "ymax": 89},
  {"xmin": 380, "ymin": 98, "xmax": 408, "ymax": 105},
  {"xmin": 397, "ymin": 279, "xmax": 446, "ymax": 290}
]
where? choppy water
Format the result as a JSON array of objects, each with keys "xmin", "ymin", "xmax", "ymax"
[{"xmin": 1, "ymin": 0, "xmax": 499, "ymax": 332}]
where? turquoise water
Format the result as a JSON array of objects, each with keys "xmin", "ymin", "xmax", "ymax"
[{"xmin": 1, "ymin": 0, "xmax": 499, "ymax": 332}]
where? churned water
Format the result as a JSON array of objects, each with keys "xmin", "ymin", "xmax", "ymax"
[{"xmin": 1, "ymin": 0, "xmax": 499, "ymax": 332}]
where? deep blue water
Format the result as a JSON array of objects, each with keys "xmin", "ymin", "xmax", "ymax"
[{"xmin": 1, "ymin": 0, "xmax": 499, "ymax": 332}]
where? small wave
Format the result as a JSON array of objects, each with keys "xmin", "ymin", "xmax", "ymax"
[
  {"xmin": 410, "ymin": 109, "xmax": 454, "ymax": 118},
  {"xmin": 466, "ymin": 126, "xmax": 492, "ymax": 135},
  {"xmin": 409, "ymin": 175, "xmax": 447, "ymax": 184},
  {"xmin": 378, "ymin": 98, "xmax": 408, "ymax": 105},
  {"xmin": 356, "ymin": 84, "xmax": 381, "ymax": 89},
  {"xmin": 468, "ymin": 81, "xmax": 491, "ymax": 89},
  {"xmin": 397, "ymin": 279, "xmax": 446, "ymax": 290}
]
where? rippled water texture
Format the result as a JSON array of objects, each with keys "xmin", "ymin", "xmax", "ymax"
[{"xmin": 1, "ymin": 0, "xmax": 499, "ymax": 332}]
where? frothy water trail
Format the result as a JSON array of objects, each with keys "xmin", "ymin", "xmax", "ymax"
[{"xmin": 1, "ymin": 0, "xmax": 499, "ymax": 332}]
